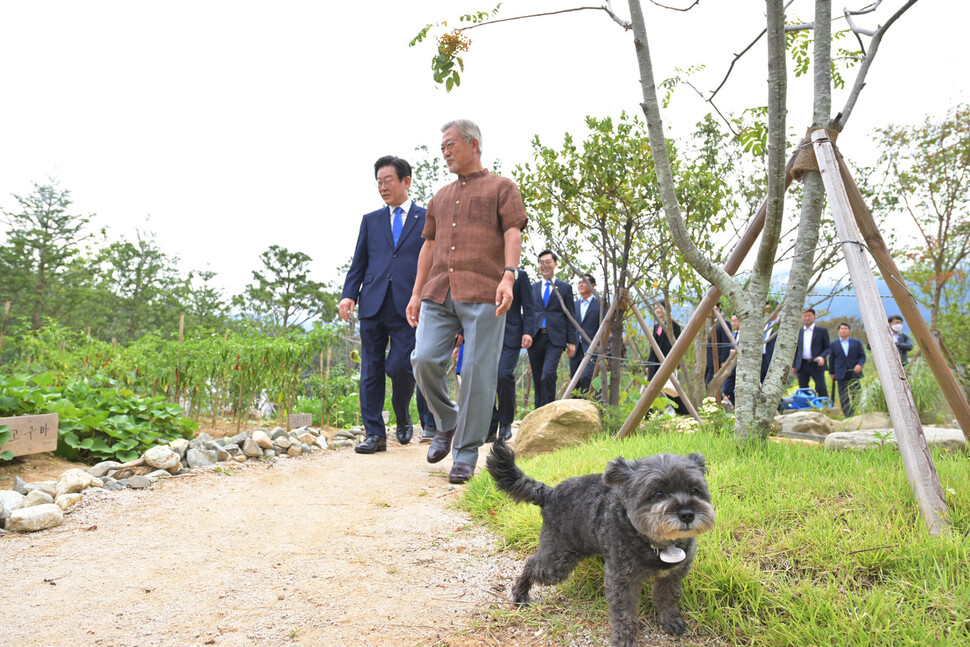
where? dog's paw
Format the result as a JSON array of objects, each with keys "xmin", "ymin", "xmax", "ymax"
[{"xmin": 661, "ymin": 615, "xmax": 687, "ymax": 636}]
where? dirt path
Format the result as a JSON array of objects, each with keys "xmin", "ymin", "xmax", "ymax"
[{"xmin": 0, "ymin": 439, "xmax": 541, "ymax": 647}]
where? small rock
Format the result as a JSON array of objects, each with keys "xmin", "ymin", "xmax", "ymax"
[
  {"xmin": 185, "ymin": 448, "xmax": 217, "ymax": 468},
  {"xmin": 223, "ymin": 443, "xmax": 241, "ymax": 456},
  {"xmin": 287, "ymin": 444, "xmax": 303, "ymax": 457},
  {"xmin": 88, "ymin": 461, "xmax": 122, "ymax": 478},
  {"xmin": 104, "ymin": 481, "xmax": 126, "ymax": 491},
  {"xmin": 274, "ymin": 436, "xmax": 292, "ymax": 450},
  {"xmin": 298, "ymin": 432, "xmax": 315, "ymax": 445},
  {"xmin": 127, "ymin": 475, "xmax": 152, "ymax": 489},
  {"xmin": 253, "ymin": 430, "xmax": 273, "ymax": 449},
  {"xmin": 228, "ymin": 431, "xmax": 251, "ymax": 447},
  {"xmin": 23, "ymin": 490, "xmax": 54, "ymax": 507},
  {"xmin": 0, "ymin": 490, "xmax": 26, "ymax": 522},
  {"xmin": 331, "ymin": 439, "xmax": 353, "ymax": 448},
  {"xmin": 146, "ymin": 470, "xmax": 171, "ymax": 480},
  {"xmin": 55, "ymin": 493, "xmax": 83, "ymax": 510},
  {"xmin": 194, "ymin": 433, "xmax": 214, "ymax": 445},
  {"xmin": 263, "ymin": 449, "xmax": 276, "ymax": 459},
  {"xmin": 314, "ymin": 436, "xmax": 329, "ymax": 450},
  {"xmin": 23, "ymin": 481, "xmax": 57, "ymax": 497},
  {"xmin": 5, "ymin": 503, "xmax": 64, "ymax": 532},
  {"xmin": 55, "ymin": 469, "xmax": 103, "ymax": 498},
  {"xmin": 169, "ymin": 438, "xmax": 191, "ymax": 458},
  {"xmin": 270, "ymin": 427, "xmax": 287, "ymax": 440},
  {"xmin": 12, "ymin": 476, "xmax": 29, "ymax": 495},
  {"xmin": 144, "ymin": 446, "xmax": 181, "ymax": 471},
  {"xmin": 232, "ymin": 454, "xmax": 247, "ymax": 463},
  {"xmin": 243, "ymin": 438, "xmax": 263, "ymax": 458}
]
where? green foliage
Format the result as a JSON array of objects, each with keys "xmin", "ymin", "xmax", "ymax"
[
  {"xmin": 856, "ymin": 357, "xmax": 949, "ymax": 423},
  {"xmin": 463, "ymin": 432, "xmax": 969, "ymax": 646},
  {"xmin": 0, "ymin": 372, "xmax": 196, "ymax": 463},
  {"xmin": 409, "ymin": 4, "xmax": 503, "ymax": 93},
  {"xmin": 0, "ymin": 424, "xmax": 13, "ymax": 461},
  {"xmin": 233, "ymin": 245, "xmax": 335, "ymax": 334}
]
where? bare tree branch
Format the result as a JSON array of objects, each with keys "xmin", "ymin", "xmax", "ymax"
[
  {"xmin": 461, "ymin": 6, "xmax": 630, "ymax": 33},
  {"xmin": 834, "ymin": 0, "xmax": 920, "ymax": 131},
  {"xmin": 646, "ymin": 0, "xmax": 702, "ymax": 11}
]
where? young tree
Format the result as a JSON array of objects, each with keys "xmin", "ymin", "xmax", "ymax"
[
  {"xmin": 233, "ymin": 245, "xmax": 332, "ymax": 334},
  {"xmin": 875, "ymin": 104, "xmax": 970, "ymax": 334},
  {"xmin": 0, "ymin": 181, "xmax": 92, "ymax": 331}
]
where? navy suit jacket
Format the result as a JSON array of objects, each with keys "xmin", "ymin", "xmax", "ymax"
[
  {"xmin": 573, "ymin": 296, "xmax": 601, "ymax": 352},
  {"xmin": 531, "ymin": 278, "xmax": 577, "ymax": 348},
  {"xmin": 829, "ymin": 337, "xmax": 866, "ymax": 381},
  {"xmin": 504, "ymin": 270, "xmax": 535, "ymax": 348},
  {"xmin": 793, "ymin": 325, "xmax": 831, "ymax": 371},
  {"xmin": 341, "ymin": 203, "xmax": 426, "ymax": 320}
]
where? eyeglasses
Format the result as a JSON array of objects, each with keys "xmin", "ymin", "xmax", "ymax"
[
  {"xmin": 376, "ymin": 178, "xmax": 397, "ymax": 189},
  {"xmin": 440, "ymin": 139, "xmax": 459, "ymax": 153}
]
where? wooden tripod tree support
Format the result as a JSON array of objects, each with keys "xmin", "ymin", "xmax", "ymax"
[
  {"xmin": 628, "ymin": 301, "xmax": 702, "ymax": 422},
  {"xmin": 560, "ymin": 296, "xmax": 621, "ymax": 398},
  {"xmin": 813, "ymin": 131, "xmax": 950, "ymax": 535}
]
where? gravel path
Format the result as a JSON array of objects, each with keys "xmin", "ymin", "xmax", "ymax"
[{"xmin": 0, "ymin": 441, "xmax": 534, "ymax": 647}]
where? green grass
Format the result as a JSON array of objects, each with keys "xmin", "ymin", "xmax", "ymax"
[{"xmin": 461, "ymin": 430, "xmax": 970, "ymax": 646}]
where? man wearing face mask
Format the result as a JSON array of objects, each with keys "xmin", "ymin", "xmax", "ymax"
[{"xmin": 888, "ymin": 315, "xmax": 913, "ymax": 365}]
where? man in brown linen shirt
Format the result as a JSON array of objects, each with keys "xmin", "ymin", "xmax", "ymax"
[{"xmin": 407, "ymin": 119, "xmax": 527, "ymax": 484}]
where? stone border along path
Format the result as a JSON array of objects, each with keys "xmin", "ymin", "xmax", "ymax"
[{"xmin": 0, "ymin": 426, "xmax": 567, "ymax": 646}]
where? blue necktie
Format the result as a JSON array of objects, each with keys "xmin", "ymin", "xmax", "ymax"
[
  {"xmin": 541, "ymin": 281, "xmax": 551, "ymax": 328},
  {"xmin": 392, "ymin": 207, "xmax": 404, "ymax": 246}
]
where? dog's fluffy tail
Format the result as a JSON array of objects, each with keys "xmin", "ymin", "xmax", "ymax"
[{"xmin": 486, "ymin": 438, "xmax": 551, "ymax": 507}]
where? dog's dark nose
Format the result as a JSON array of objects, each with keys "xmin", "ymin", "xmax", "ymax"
[{"xmin": 678, "ymin": 509, "xmax": 695, "ymax": 524}]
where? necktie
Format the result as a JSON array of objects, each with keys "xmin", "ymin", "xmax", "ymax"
[
  {"xmin": 541, "ymin": 281, "xmax": 551, "ymax": 328},
  {"xmin": 392, "ymin": 207, "xmax": 404, "ymax": 246}
]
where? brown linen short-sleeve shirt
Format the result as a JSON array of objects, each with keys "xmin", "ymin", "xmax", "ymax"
[{"xmin": 421, "ymin": 169, "xmax": 528, "ymax": 304}]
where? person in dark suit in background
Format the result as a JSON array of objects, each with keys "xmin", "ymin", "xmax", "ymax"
[
  {"xmin": 830, "ymin": 322, "xmax": 867, "ymax": 417},
  {"xmin": 762, "ymin": 301, "xmax": 779, "ymax": 382},
  {"xmin": 722, "ymin": 314, "xmax": 740, "ymax": 407},
  {"xmin": 705, "ymin": 303, "xmax": 732, "ymax": 388},
  {"xmin": 569, "ymin": 273, "xmax": 600, "ymax": 395},
  {"xmin": 485, "ymin": 269, "xmax": 535, "ymax": 442},
  {"xmin": 340, "ymin": 155, "xmax": 435, "ymax": 454},
  {"xmin": 648, "ymin": 300, "xmax": 688, "ymax": 415},
  {"xmin": 528, "ymin": 250, "xmax": 576, "ymax": 408},
  {"xmin": 791, "ymin": 308, "xmax": 830, "ymax": 397}
]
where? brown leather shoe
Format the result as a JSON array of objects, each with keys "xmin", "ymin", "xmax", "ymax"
[
  {"xmin": 449, "ymin": 461, "xmax": 474, "ymax": 484},
  {"xmin": 426, "ymin": 428, "xmax": 455, "ymax": 464}
]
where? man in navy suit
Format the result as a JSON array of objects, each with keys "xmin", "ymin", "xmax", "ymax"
[
  {"xmin": 830, "ymin": 322, "xmax": 866, "ymax": 417},
  {"xmin": 569, "ymin": 273, "xmax": 600, "ymax": 395},
  {"xmin": 485, "ymin": 268, "xmax": 535, "ymax": 442},
  {"xmin": 791, "ymin": 308, "xmax": 830, "ymax": 397},
  {"xmin": 528, "ymin": 250, "xmax": 576, "ymax": 408},
  {"xmin": 340, "ymin": 155, "xmax": 434, "ymax": 454}
]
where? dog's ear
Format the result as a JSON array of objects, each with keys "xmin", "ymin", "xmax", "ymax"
[
  {"xmin": 687, "ymin": 452, "xmax": 707, "ymax": 474},
  {"xmin": 603, "ymin": 456, "xmax": 634, "ymax": 486}
]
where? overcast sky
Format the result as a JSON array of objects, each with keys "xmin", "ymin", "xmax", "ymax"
[{"xmin": 1, "ymin": 1, "xmax": 966, "ymax": 301}]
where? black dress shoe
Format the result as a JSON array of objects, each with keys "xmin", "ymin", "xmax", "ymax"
[
  {"xmin": 449, "ymin": 461, "xmax": 474, "ymax": 484},
  {"xmin": 499, "ymin": 423, "xmax": 512, "ymax": 441},
  {"xmin": 419, "ymin": 427, "xmax": 436, "ymax": 443},
  {"xmin": 355, "ymin": 435, "xmax": 387, "ymax": 454},
  {"xmin": 396, "ymin": 423, "xmax": 413, "ymax": 445},
  {"xmin": 426, "ymin": 428, "xmax": 455, "ymax": 463}
]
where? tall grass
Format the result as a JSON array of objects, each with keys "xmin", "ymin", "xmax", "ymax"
[
  {"xmin": 856, "ymin": 357, "xmax": 951, "ymax": 423},
  {"xmin": 462, "ymin": 430, "xmax": 969, "ymax": 646}
]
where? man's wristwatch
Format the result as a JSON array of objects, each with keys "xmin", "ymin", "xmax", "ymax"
[{"xmin": 503, "ymin": 266, "xmax": 517, "ymax": 276}]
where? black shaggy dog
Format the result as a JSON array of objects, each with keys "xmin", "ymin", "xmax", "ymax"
[{"xmin": 487, "ymin": 438, "xmax": 715, "ymax": 647}]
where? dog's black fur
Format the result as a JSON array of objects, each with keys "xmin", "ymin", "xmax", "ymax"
[{"xmin": 487, "ymin": 438, "xmax": 715, "ymax": 647}]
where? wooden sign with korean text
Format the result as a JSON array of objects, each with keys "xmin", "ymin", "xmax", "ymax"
[
  {"xmin": 0, "ymin": 414, "xmax": 59, "ymax": 457},
  {"xmin": 288, "ymin": 413, "xmax": 313, "ymax": 430}
]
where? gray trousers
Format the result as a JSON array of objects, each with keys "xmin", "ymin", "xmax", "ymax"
[{"xmin": 412, "ymin": 292, "xmax": 506, "ymax": 467}]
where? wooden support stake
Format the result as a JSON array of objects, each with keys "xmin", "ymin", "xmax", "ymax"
[
  {"xmin": 559, "ymin": 297, "xmax": 621, "ymax": 399},
  {"xmin": 629, "ymin": 302, "xmax": 702, "ymax": 422},
  {"xmin": 814, "ymin": 131, "xmax": 949, "ymax": 536},
  {"xmin": 835, "ymin": 154, "xmax": 970, "ymax": 440}
]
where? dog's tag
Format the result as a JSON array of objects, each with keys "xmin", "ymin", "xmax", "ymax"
[{"xmin": 659, "ymin": 545, "xmax": 686, "ymax": 563}]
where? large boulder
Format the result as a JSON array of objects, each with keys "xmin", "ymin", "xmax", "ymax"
[
  {"xmin": 513, "ymin": 399, "xmax": 602, "ymax": 459},
  {"xmin": 774, "ymin": 411, "xmax": 840, "ymax": 437},
  {"xmin": 825, "ymin": 426, "xmax": 966, "ymax": 451},
  {"xmin": 840, "ymin": 412, "xmax": 893, "ymax": 432}
]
